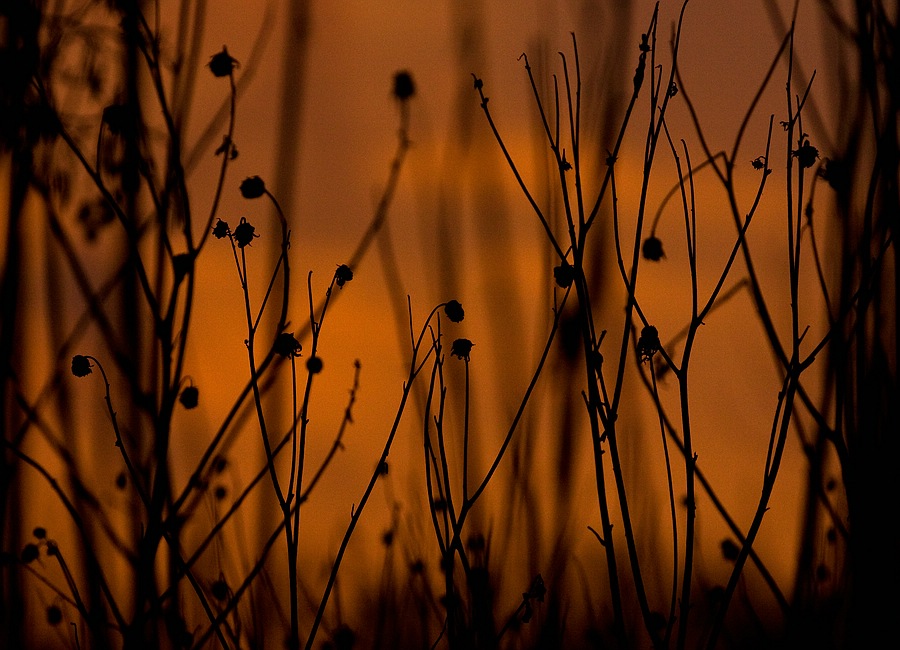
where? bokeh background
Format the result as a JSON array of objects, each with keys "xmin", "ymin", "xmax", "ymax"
[{"xmin": 3, "ymin": 0, "xmax": 895, "ymax": 648}]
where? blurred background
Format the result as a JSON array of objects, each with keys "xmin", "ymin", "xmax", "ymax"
[{"xmin": 2, "ymin": 0, "xmax": 896, "ymax": 648}]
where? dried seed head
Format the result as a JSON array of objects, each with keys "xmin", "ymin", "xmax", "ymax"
[
  {"xmin": 239, "ymin": 176, "xmax": 266, "ymax": 199},
  {"xmin": 792, "ymin": 141, "xmax": 819, "ymax": 169},
  {"xmin": 553, "ymin": 262, "xmax": 575, "ymax": 288},
  {"xmin": 274, "ymin": 333, "xmax": 302, "ymax": 358},
  {"xmin": 450, "ymin": 338, "xmax": 474, "ymax": 361},
  {"xmin": 335, "ymin": 264, "xmax": 354, "ymax": 287},
  {"xmin": 179, "ymin": 386, "xmax": 199, "ymax": 409},
  {"xmin": 642, "ymin": 236, "xmax": 665, "ymax": 262},
  {"xmin": 443, "ymin": 300, "xmax": 465, "ymax": 323},
  {"xmin": 637, "ymin": 325, "xmax": 661, "ymax": 363},
  {"xmin": 212, "ymin": 219, "xmax": 230, "ymax": 239},
  {"xmin": 721, "ymin": 539, "xmax": 740, "ymax": 562},
  {"xmin": 306, "ymin": 356, "xmax": 323, "ymax": 374},
  {"xmin": 47, "ymin": 606, "xmax": 62, "ymax": 625},
  {"xmin": 211, "ymin": 579, "xmax": 229, "ymax": 601},
  {"xmin": 393, "ymin": 71, "xmax": 415, "ymax": 100},
  {"xmin": 71, "ymin": 355, "xmax": 92, "ymax": 377},
  {"xmin": 208, "ymin": 47, "xmax": 238, "ymax": 77},
  {"xmin": 21, "ymin": 543, "xmax": 39, "ymax": 564},
  {"xmin": 233, "ymin": 218, "xmax": 257, "ymax": 248}
]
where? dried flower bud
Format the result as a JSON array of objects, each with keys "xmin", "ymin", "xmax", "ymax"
[
  {"xmin": 792, "ymin": 141, "xmax": 819, "ymax": 169},
  {"xmin": 751, "ymin": 156, "xmax": 766, "ymax": 170},
  {"xmin": 637, "ymin": 325, "xmax": 660, "ymax": 363},
  {"xmin": 642, "ymin": 236, "xmax": 665, "ymax": 261},
  {"xmin": 233, "ymin": 217, "xmax": 257, "ymax": 248},
  {"xmin": 274, "ymin": 333, "xmax": 302, "ymax": 358},
  {"xmin": 179, "ymin": 386, "xmax": 199, "ymax": 409},
  {"xmin": 306, "ymin": 356, "xmax": 323, "ymax": 374},
  {"xmin": 335, "ymin": 264, "xmax": 353, "ymax": 287},
  {"xmin": 102, "ymin": 104, "xmax": 132, "ymax": 136},
  {"xmin": 393, "ymin": 71, "xmax": 415, "ymax": 100},
  {"xmin": 239, "ymin": 176, "xmax": 266, "ymax": 199},
  {"xmin": 212, "ymin": 219, "xmax": 230, "ymax": 239},
  {"xmin": 71, "ymin": 355, "xmax": 92, "ymax": 377},
  {"xmin": 47, "ymin": 606, "xmax": 62, "ymax": 625},
  {"xmin": 450, "ymin": 338, "xmax": 474, "ymax": 361},
  {"xmin": 208, "ymin": 47, "xmax": 238, "ymax": 78},
  {"xmin": 444, "ymin": 300, "xmax": 465, "ymax": 323},
  {"xmin": 721, "ymin": 539, "xmax": 740, "ymax": 562},
  {"xmin": 33, "ymin": 527, "xmax": 46, "ymax": 539},
  {"xmin": 553, "ymin": 262, "xmax": 575, "ymax": 288},
  {"xmin": 211, "ymin": 579, "xmax": 229, "ymax": 601},
  {"xmin": 21, "ymin": 543, "xmax": 39, "ymax": 564}
]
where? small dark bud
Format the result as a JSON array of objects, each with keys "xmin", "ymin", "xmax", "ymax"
[
  {"xmin": 377, "ymin": 460, "xmax": 389, "ymax": 476},
  {"xmin": 102, "ymin": 104, "xmax": 132, "ymax": 135},
  {"xmin": 47, "ymin": 606, "xmax": 63, "ymax": 625},
  {"xmin": 71, "ymin": 355, "xmax": 92, "ymax": 377},
  {"xmin": 382, "ymin": 530, "xmax": 394, "ymax": 546},
  {"xmin": 792, "ymin": 141, "xmax": 819, "ymax": 169},
  {"xmin": 472, "ymin": 74, "xmax": 483, "ymax": 90},
  {"xmin": 21, "ymin": 544, "xmax": 39, "ymax": 564},
  {"xmin": 211, "ymin": 579, "xmax": 229, "ymax": 601},
  {"xmin": 639, "ymin": 34, "xmax": 651, "ymax": 53},
  {"xmin": 45, "ymin": 541, "xmax": 58, "ymax": 556},
  {"xmin": 179, "ymin": 386, "xmax": 199, "ymax": 409},
  {"xmin": 212, "ymin": 219, "xmax": 230, "ymax": 239},
  {"xmin": 642, "ymin": 235, "xmax": 665, "ymax": 261},
  {"xmin": 233, "ymin": 218, "xmax": 258, "ymax": 248},
  {"xmin": 274, "ymin": 333, "xmax": 302, "ymax": 358},
  {"xmin": 553, "ymin": 262, "xmax": 575, "ymax": 288},
  {"xmin": 818, "ymin": 158, "xmax": 850, "ymax": 193},
  {"xmin": 444, "ymin": 300, "xmax": 465, "ymax": 323},
  {"xmin": 668, "ymin": 82, "xmax": 678, "ymax": 97},
  {"xmin": 637, "ymin": 325, "xmax": 661, "ymax": 363},
  {"xmin": 214, "ymin": 486, "xmax": 227, "ymax": 500},
  {"xmin": 335, "ymin": 264, "xmax": 354, "ymax": 287},
  {"xmin": 115, "ymin": 472, "xmax": 127, "ymax": 489},
  {"xmin": 208, "ymin": 47, "xmax": 238, "ymax": 77},
  {"xmin": 751, "ymin": 156, "xmax": 766, "ymax": 170},
  {"xmin": 721, "ymin": 539, "xmax": 740, "ymax": 562},
  {"xmin": 450, "ymin": 338, "xmax": 474, "ymax": 361},
  {"xmin": 239, "ymin": 176, "xmax": 266, "ymax": 199},
  {"xmin": 306, "ymin": 357, "xmax": 323, "ymax": 374},
  {"xmin": 393, "ymin": 71, "xmax": 415, "ymax": 100},
  {"xmin": 33, "ymin": 527, "xmax": 46, "ymax": 539}
]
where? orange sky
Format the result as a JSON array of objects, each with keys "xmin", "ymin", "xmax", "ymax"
[{"xmin": 11, "ymin": 0, "xmax": 849, "ymax": 646}]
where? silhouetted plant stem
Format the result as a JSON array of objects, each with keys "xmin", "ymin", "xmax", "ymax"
[{"xmin": 304, "ymin": 301, "xmax": 442, "ymax": 649}]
